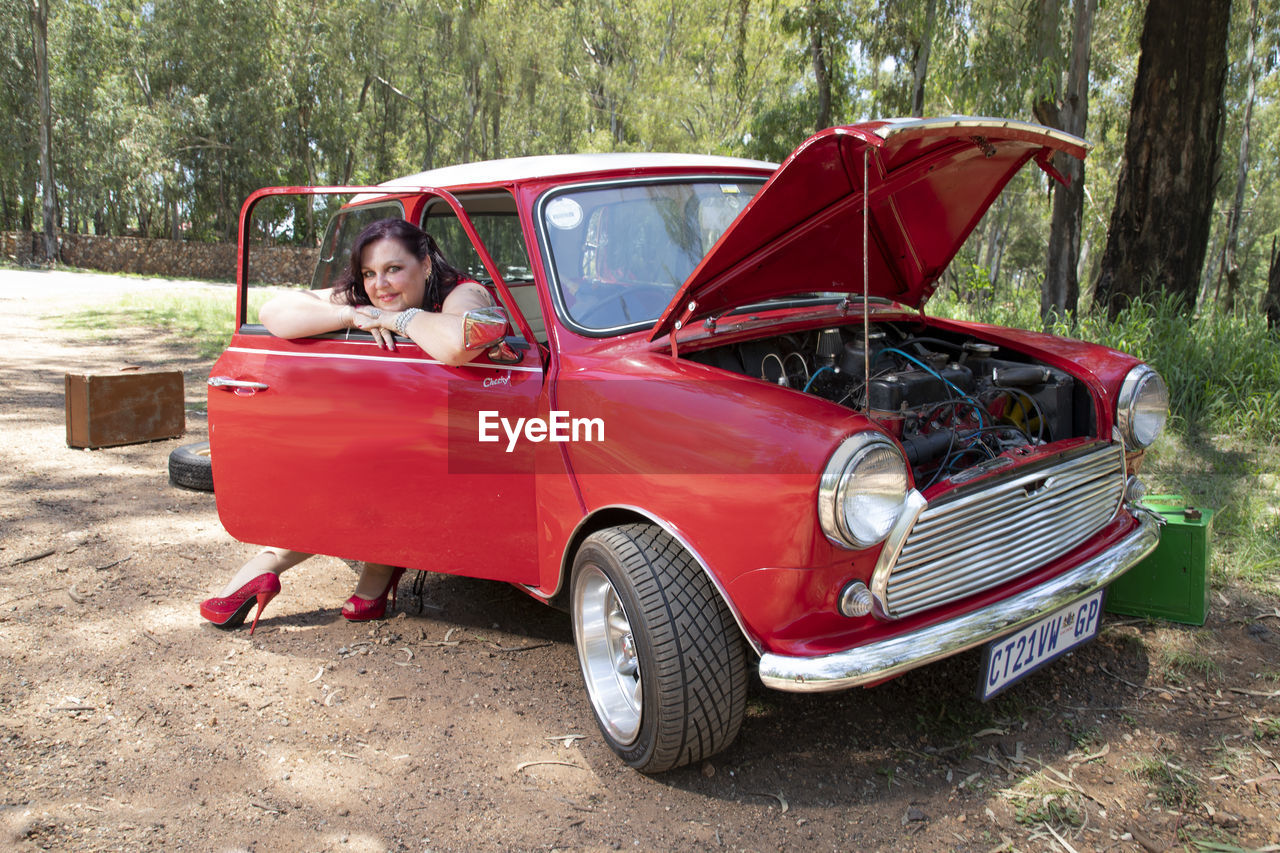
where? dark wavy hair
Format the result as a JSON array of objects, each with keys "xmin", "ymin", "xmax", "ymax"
[{"xmin": 332, "ymin": 218, "xmax": 463, "ymax": 311}]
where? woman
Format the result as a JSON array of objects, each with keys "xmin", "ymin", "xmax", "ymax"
[{"xmin": 199, "ymin": 218, "xmax": 495, "ymax": 634}]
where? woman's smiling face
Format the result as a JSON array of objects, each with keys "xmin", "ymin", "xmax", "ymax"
[{"xmin": 360, "ymin": 237, "xmax": 429, "ymax": 311}]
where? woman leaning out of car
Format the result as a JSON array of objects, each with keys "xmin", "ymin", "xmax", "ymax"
[{"xmin": 199, "ymin": 218, "xmax": 495, "ymax": 634}]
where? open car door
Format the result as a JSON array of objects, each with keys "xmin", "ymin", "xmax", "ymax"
[{"xmin": 208, "ymin": 187, "xmax": 543, "ymax": 583}]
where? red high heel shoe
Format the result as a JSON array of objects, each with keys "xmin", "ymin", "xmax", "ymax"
[
  {"xmin": 342, "ymin": 567, "xmax": 406, "ymax": 622},
  {"xmin": 200, "ymin": 573, "xmax": 281, "ymax": 635}
]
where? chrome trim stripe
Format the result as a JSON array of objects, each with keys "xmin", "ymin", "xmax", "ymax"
[
  {"xmin": 869, "ymin": 489, "xmax": 926, "ymax": 615},
  {"xmin": 758, "ymin": 512, "xmax": 1159, "ymax": 693},
  {"xmin": 225, "ymin": 346, "xmax": 542, "ymax": 372}
]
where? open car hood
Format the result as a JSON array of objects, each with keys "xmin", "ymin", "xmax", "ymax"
[{"xmin": 650, "ymin": 117, "xmax": 1088, "ymax": 341}]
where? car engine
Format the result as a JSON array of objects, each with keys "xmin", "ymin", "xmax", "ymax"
[{"xmin": 687, "ymin": 325, "xmax": 1097, "ymax": 487}]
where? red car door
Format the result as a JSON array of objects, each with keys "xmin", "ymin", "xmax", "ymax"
[
  {"xmin": 209, "ymin": 332, "xmax": 543, "ymax": 584},
  {"xmin": 208, "ymin": 188, "xmax": 543, "ymax": 584}
]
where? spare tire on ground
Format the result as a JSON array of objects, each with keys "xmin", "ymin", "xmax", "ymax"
[{"xmin": 168, "ymin": 441, "xmax": 214, "ymax": 492}]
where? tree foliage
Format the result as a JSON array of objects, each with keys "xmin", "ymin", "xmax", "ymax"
[{"xmin": 3, "ymin": 0, "xmax": 1276, "ymax": 317}]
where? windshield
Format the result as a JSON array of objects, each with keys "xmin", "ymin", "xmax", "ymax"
[{"xmin": 541, "ymin": 179, "xmax": 763, "ymax": 332}]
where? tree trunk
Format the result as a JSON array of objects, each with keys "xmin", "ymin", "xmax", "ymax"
[
  {"xmin": 1264, "ymin": 237, "xmax": 1280, "ymax": 330},
  {"xmin": 733, "ymin": 0, "xmax": 750, "ymax": 102},
  {"xmin": 29, "ymin": 0, "xmax": 56, "ymax": 263},
  {"xmin": 1094, "ymin": 0, "xmax": 1233, "ymax": 318},
  {"xmin": 1215, "ymin": 0, "xmax": 1259, "ymax": 313},
  {"xmin": 986, "ymin": 197, "xmax": 1012, "ymax": 293},
  {"xmin": 1030, "ymin": 0, "xmax": 1063, "ymax": 126},
  {"xmin": 809, "ymin": 11, "xmax": 831, "ymax": 129},
  {"xmin": 910, "ymin": 0, "xmax": 938, "ymax": 118},
  {"xmin": 1041, "ymin": 0, "xmax": 1097, "ymax": 324}
]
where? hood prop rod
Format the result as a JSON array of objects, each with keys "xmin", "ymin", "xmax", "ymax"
[{"xmin": 862, "ymin": 148, "xmax": 872, "ymax": 417}]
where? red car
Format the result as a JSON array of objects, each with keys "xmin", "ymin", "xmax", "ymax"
[{"xmin": 209, "ymin": 117, "xmax": 1168, "ymax": 772}]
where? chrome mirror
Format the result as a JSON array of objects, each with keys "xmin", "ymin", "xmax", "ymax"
[
  {"xmin": 462, "ymin": 306, "xmax": 509, "ymax": 350},
  {"xmin": 462, "ymin": 305, "xmax": 523, "ymax": 364}
]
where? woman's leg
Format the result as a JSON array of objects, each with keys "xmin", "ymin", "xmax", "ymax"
[
  {"xmin": 341, "ymin": 562, "xmax": 407, "ymax": 621},
  {"xmin": 349, "ymin": 562, "xmax": 400, "ymax": 600},
  {"xmin": 216, "ymin": 548, "xmax": 312, "ymax": 596}
]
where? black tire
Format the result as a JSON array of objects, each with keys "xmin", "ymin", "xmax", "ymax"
[
  {"xmin": 570, "ymin": 523, "xmax": 747, "ymax": 773},
  {"xmin": 168, "ymin": 441, "xmax": 213, "ymax": 492}
]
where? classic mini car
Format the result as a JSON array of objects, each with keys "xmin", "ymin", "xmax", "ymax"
[{"xmin": 209, "ymin": 117, "xmax": 1169, "ymax": 772}]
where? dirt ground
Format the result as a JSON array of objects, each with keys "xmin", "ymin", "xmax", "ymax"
[{"xmin": 1, "ymin": 268, "xmax": 1279, "ymax": 853}]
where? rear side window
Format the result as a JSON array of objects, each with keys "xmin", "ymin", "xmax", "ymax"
[
  {"xmin": 422, "ymin": 194, "xmax": 545, "ymax": 342},
  {"xmin": 421, "ymin": 196, "xmax": 531, "ymax": 284}
]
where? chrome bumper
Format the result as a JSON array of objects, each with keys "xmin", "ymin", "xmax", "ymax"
[{"xmin": 758, "ymin": 512, "xmax": 1160, "ymax": 693}]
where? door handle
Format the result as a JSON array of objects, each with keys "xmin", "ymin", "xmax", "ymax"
[{"xmin": 208, "ymin": 376, "xmax": 270, "ymax": 392}]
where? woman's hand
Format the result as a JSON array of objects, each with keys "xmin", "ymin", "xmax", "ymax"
[{"xmin": 352, "ymin": 306, "xmax": 398, "ymax": 350}]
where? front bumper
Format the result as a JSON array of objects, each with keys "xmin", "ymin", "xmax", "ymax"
[{"xmin": 758, "ymin": 511, "xmax": 1160, "ymax": 693}]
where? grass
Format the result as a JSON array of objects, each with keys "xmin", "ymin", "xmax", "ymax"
[
  {"xmin": 1253, "ymin": 717, "xmax": 1280, "ymax": 740},
  {"xmin": 935, "ymin": 291, "xmax": 1280, "ymax": 596},
  {"xmin": 1003, "ymin": 776, "xmax": 1085, "ymax": 830},
  {"xmin": 56, "ymin": 288, "xmax": 281, "ymax": 358},
  {"xmin": 1159, "ymin": 648, "xmax": 1222, "ymax": 684},
  {"xmin": 1135, "ymin": 751, "xmax": 1202, "ymax": 810},
  {"xmin": 1150, "ymin": 630, "xmax": 1221, "ymax": 684},
  {"xmin": 1064, "ymin": 717, "xmax": 1102, "ymax": 750},
  {"xmin": 1011, "ymin": 791, "xmax": 1083, "ymax": 829}
]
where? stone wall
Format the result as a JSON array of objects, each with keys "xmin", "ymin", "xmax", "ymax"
[{"xmin": 2, "ymin": 231, "xmax": 319, "ymax": 286}]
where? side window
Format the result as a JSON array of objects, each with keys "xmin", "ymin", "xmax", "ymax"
[
  {"xmin": 310, "ymin": 202, "xmax": 404, "ymax": 291},
  {"xmin": 242, "ymin": 197, "xmax": 403, "ymax": 327},
  {"xmin": 422, "ymin": 195, "xmax": 546, "ymax": 343}
]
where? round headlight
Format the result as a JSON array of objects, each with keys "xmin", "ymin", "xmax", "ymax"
[
  {"xmin": 1117, "ymin": 365, "xmax": 1169, "ymax": 449},
  {"xmin": 819, "ymin": 434, "xmax": 909, "ymax": 549}
]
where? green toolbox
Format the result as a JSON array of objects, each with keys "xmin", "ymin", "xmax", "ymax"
[{"xmin": 1106, "ymin": 495, "xmax": 1213, "ymax": 625}]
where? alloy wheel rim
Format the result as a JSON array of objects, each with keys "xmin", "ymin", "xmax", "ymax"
[{"xmin": 574, "ymin": 563, "xmax": 642, "ymax": 744}]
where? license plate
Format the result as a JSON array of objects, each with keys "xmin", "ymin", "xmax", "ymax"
[{"xmin": 979, "ymin": 589, "xmax": 1105, "ymax": 700}]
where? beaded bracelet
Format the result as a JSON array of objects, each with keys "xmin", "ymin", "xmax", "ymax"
[{"xmin": 394, "ymin": 308, "xmax": 422, "ymax": 336}]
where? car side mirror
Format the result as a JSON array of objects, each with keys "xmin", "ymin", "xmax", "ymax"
[
  {"xmin": 463, "ymin": 306, "xmax": 509, "ymax": 349},
  {"xmin": 462, "ymin": 306, "xmax": 522, "ymax": 364}
]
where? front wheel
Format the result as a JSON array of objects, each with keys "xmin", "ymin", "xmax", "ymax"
[{"xmin": 570, "ymin": 524, "xmax": 747, "ymax": 773}]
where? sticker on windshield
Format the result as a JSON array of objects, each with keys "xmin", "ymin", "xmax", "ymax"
[
  {"xmin": 719, "ymin": 185, "xmax": 741, "ymax": 194},
  {"xmin": 546, "ymin": 197, "xmax": 583, "ymax": 230}
]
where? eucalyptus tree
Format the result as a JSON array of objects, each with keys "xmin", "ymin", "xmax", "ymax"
[
  {"xmin": 1034, "ymin": 0, "xmax": 1097, "ymax": 323},
  {"xmin": 1095, "ymin": 0, "xmax": 1234, "ymax": 317},
  {"xmin": 1251, "ymin": 21, "xmax": 1280, "ymax": 322},
  {"xmin": 742, "ymin": 0, "xmax": 859, "ymax": 162},
  {"xmin": 144, "ymin": 0, "xmax": 294, "ymax": 240},
  {"xmin": 1205, "ymin": 0, "xmax": 1279, "ymax": 312},
  {"xmin": 28, "ymin": 0, "xmax": 55, "ymax": 258},
  {"xmin": 0, "ymin": 0, "xmax": 37, "ymax": 231}
]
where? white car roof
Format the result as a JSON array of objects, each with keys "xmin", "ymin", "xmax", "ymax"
[{"xmin": 378, "ymin": 152, "xmax": 778, "ymax": 190}]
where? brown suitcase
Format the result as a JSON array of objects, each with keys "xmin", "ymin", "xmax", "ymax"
[{"xmin": 65, "ymin": 369, "xmax": 185, "ymax": 448}]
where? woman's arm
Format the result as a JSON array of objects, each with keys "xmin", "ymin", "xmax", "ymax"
[
  {"xmin": 353, "ymin": 281, "xmax": 496, "ymax": 365},
  {"xmin": 258, "ymin": 288, "xmax": 356, "ymax": 339}
]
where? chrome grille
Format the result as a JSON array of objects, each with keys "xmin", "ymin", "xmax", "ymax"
[{"xmin": 874, "ymin": 443, "xmax": 1126, "ymax": 619}]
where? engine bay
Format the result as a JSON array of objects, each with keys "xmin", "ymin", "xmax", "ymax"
[{"xmin": 686, "ymin": 324, "xmax": 1097, "ymax": 488}]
